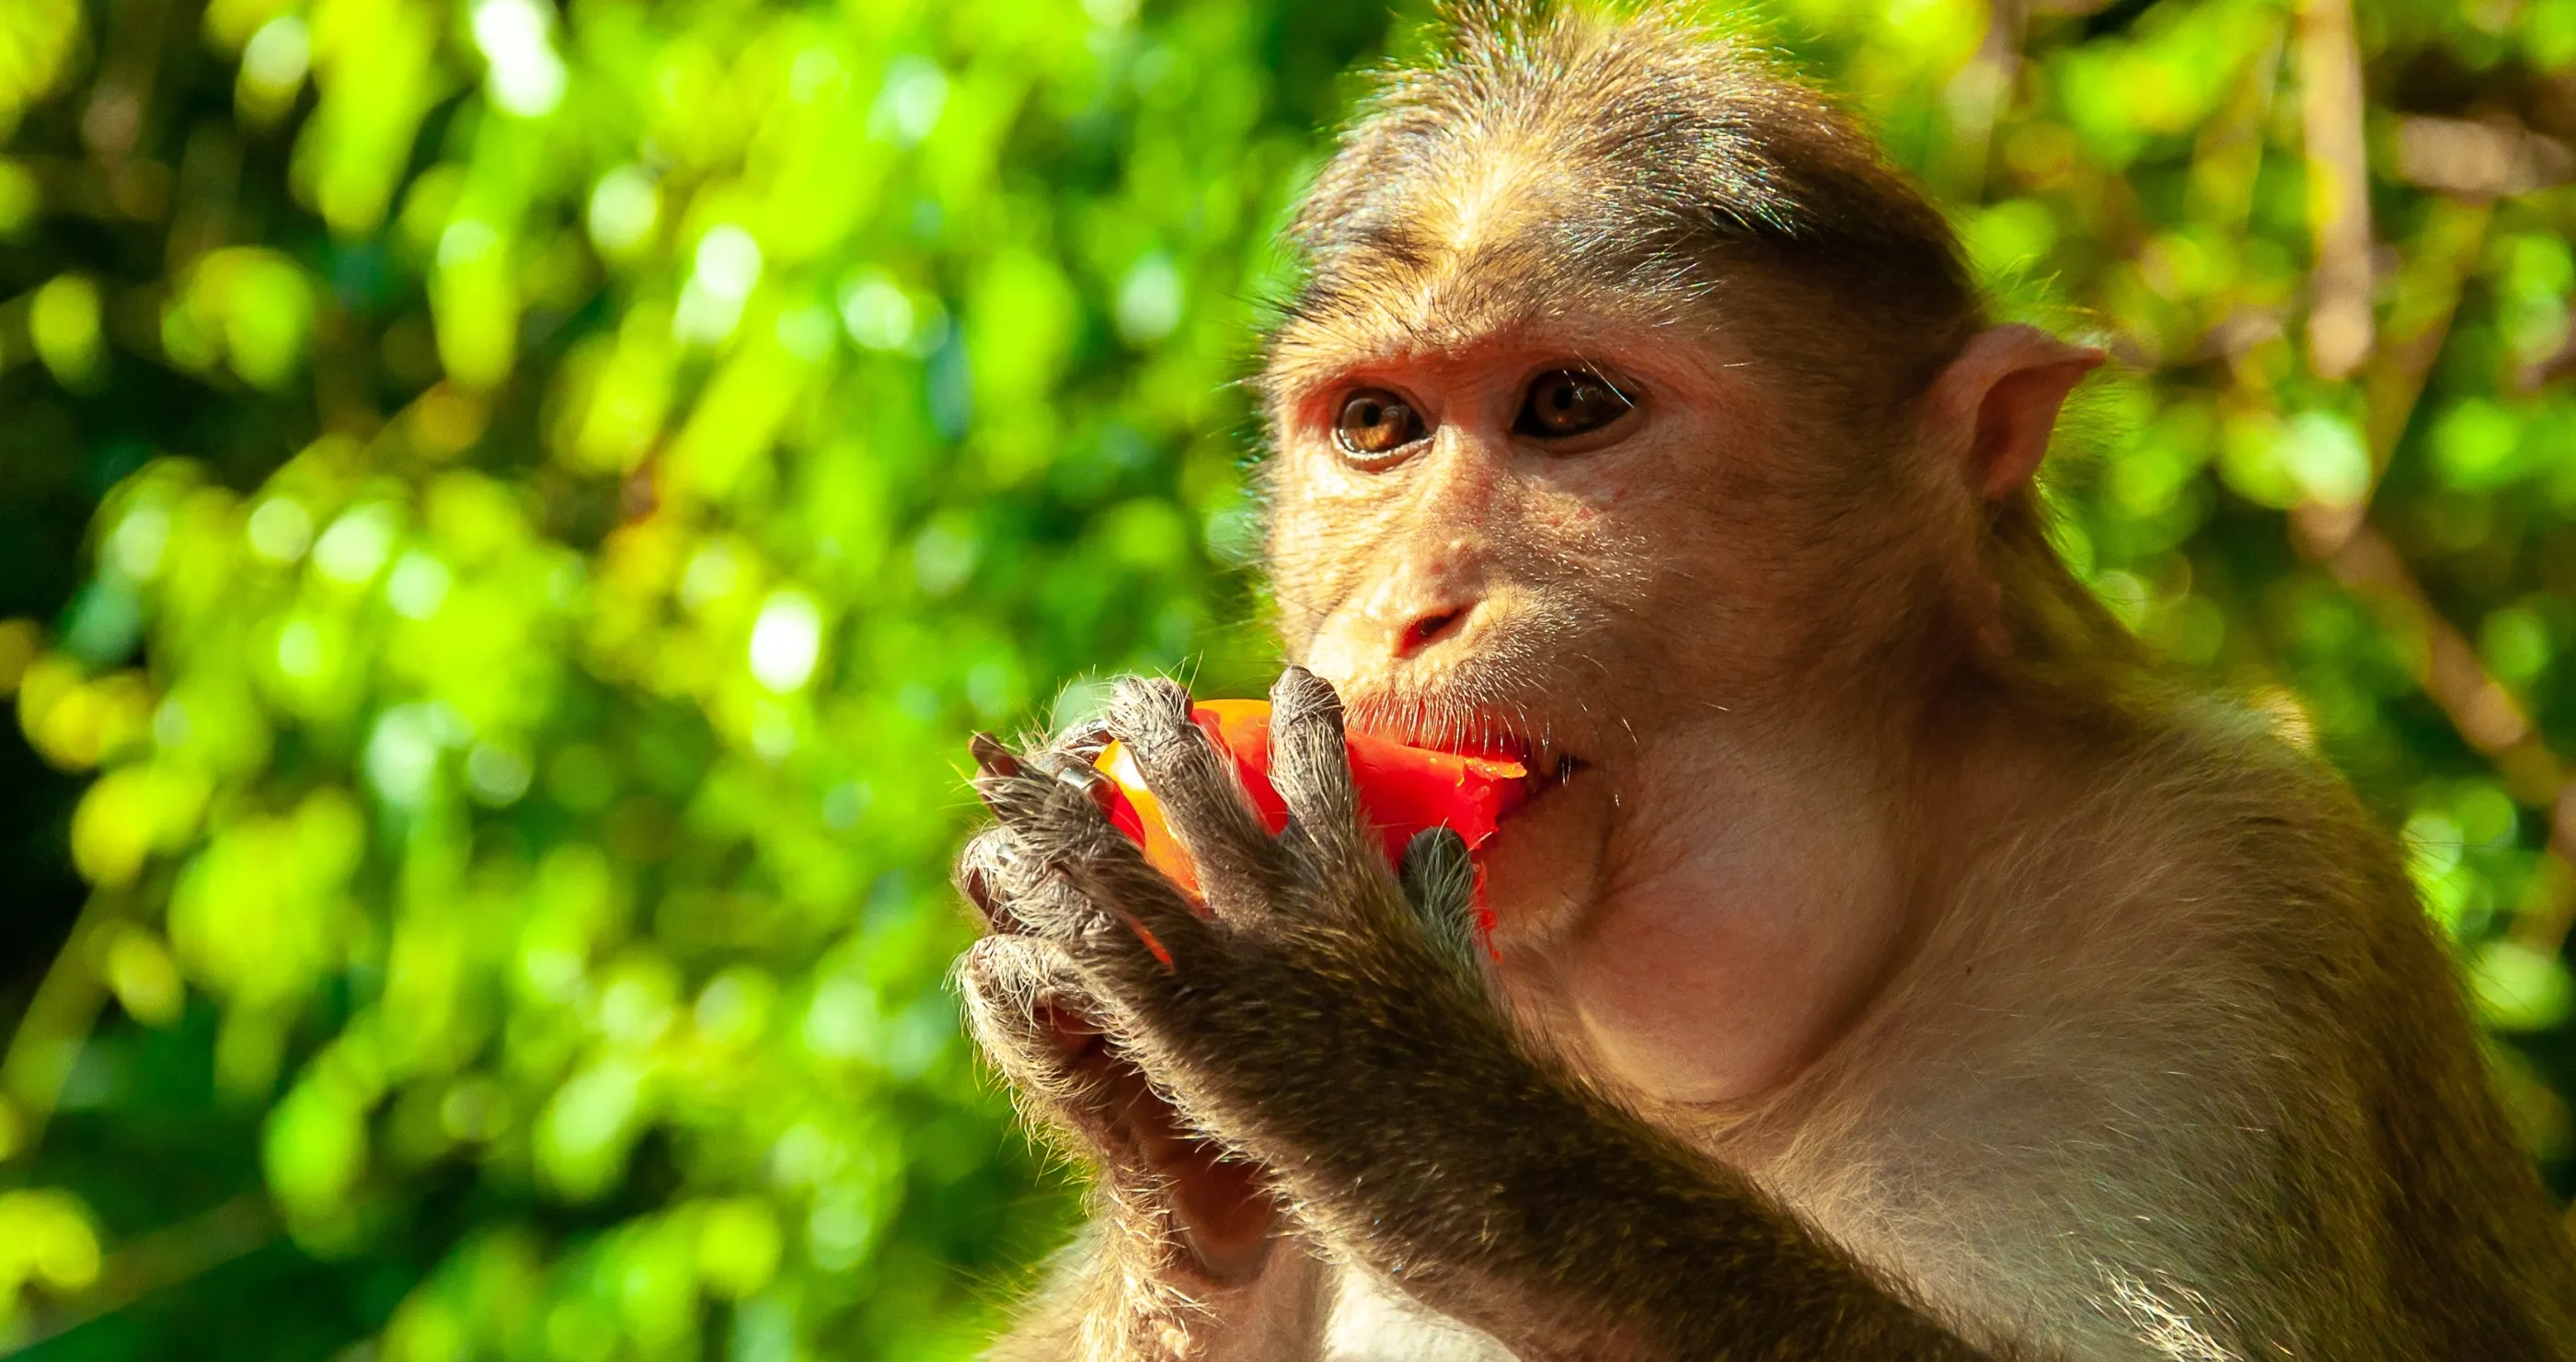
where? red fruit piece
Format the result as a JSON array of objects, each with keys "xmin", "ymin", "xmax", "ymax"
[{"xmin": 1093, "ymin": 699, "xmax": 1528, "ymax": 932}]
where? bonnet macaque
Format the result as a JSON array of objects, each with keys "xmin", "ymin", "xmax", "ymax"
[{"xmin": 954, "ymin": 6, "xmax": 2576, "ymax": 1359}]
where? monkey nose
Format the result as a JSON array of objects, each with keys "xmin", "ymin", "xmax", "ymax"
[
  {"xmin": 1303, "ymin": 583, "xmax": 1481, "ymax": 684},
  {"xmin": 1395, "ymin": 602, "xmax": 1474, "ymax": 659}
]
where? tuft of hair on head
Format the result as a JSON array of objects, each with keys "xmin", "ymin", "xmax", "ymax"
[{"xmin": 1269, "ymin": 0, "xmax": 1986, "ymax": 431}]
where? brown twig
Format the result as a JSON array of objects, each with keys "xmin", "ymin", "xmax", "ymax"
[
  {"xmin": 2277, "ymin": 192, "xmax": 2576, "ymax": 955},
  {"xmin": 0, "ymin": 892, "xmax": 121, "ymax": 1163},
  {"xmin": 1, "ymin": 1195, "xmax": 280, "ymax": 1356},
  {"xmin": 1942, "ymin": 0, "xmax": 2031, "ymax": 201},
  {"xmin": 2297, "ymin": 0, "xmax": 2375, "ymax": 379}
]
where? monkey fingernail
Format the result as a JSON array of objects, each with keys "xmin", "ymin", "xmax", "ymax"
[
  {"xmin": 971, "ymin": 732, "xmax": 1024, "ymax": 779},
  {"xmin": 1054, "ymin": 762, "xmax": 1120, "ymax": 814},
  {"xmin": 961, "ymin": 867, "xmax": 1023, "ymax": 932}
]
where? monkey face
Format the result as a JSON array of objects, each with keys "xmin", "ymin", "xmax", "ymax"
[{"xmin": 1260, "ymin": 311, "xmax": 1938, "ymax": 953}]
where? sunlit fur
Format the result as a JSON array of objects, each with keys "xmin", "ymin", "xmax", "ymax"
[{"xmin": 967, "ymin": 4, "xmax": 2576, "ymax": 1359}]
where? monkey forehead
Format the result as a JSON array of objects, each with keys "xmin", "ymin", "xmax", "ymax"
[
  {"xmin": 1260, "ymin": 234, "xmax": 1702, "ymax": 400},
  {"xmin": 1258, "ymin": 6, "xmax": 1980, "ymax": 411},
  {"xmin": 1264, "ymin": 94, "xmax": 1731, "ymax": 386}
]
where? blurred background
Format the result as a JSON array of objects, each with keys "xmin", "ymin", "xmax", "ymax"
[{"xmin": 0, "ymin": 0, "xmax": 2571, "ymax": 1356}]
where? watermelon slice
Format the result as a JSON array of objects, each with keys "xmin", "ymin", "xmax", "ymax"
[{"xmin": 1093, "ymin": 699, "xmax": 1528, "ymax": 940}]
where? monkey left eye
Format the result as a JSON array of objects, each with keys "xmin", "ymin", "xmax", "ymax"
[
  {"xmin": 1334, "ymin": 387, "xmax": 1430, "ymax": 461},
  {"xmin": 1516, "ymin": 369, "xmax": 1634, "ymax": 440}
]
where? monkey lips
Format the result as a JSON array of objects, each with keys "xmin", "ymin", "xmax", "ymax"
[{"xmin": 1093, "ymin": 698, "xmax": 1530, "ymax": 942}]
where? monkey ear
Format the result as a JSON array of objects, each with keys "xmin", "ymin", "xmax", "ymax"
[{"xmin": 1931, "ymin": 325, "xmax": 2104, "ymax": 501}]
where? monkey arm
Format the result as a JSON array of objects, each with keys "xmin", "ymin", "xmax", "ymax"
[{"xmin": 970, "ymin": 670, "xmax": 2017, "ymax": 1362}]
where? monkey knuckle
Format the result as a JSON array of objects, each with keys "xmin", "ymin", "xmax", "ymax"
[
  {"xmin": 1105, "ymin": 675, "xmax": 1192, "ymax": 736},
  {"xmin": 981, "ymin": 839, "xmax": 1056, "ymax": 907},
  {"xmin": 1043, "ymin": 721, "xmax": 1113, "ymax": 765},
  {"xmin": 960, "ymin": 931, "xmax": 1012, "ymax": 975},
  {"xmin": 1018, "ymin": 796, "xmax": 1121, "ymax": 879},
  {"xmin": 1268, "ymin": 665, "xmax": 1343, "ymax": 724},
  {"xmin": 954, "ymin": 827, "xmax": 1014, "ymax": 895},
  {"xmin": 960, "ymin": 1001, "xmax": 1049, "ymax": 1075},
  {"xmin": 963, "ymin": 1004, "xmax": 1022, "ymax": 1055},
  {"xmin": 998, "ymin": 880, "xmax": 1090, "ymax": 944},
  {"xmin": 959, "ymin": 823, "xmax": 1012, "ymax": 866},
  {"xmin": 973, "ymin": 770, "xmax": 1055, "ymax": 828},
  {"xmin": 964, "ymin": 932, "xmax": 1049, "ymax": 985},
  {"xmin": 1021, "ymin": 743, "xmax": 1101, "ymax": 786},
  {"xmin": 1122, "ymin": 724, "xmax": 1211, "ymax": 779},
  {"xmin": 1274, "ymin": 830, "xmax": 1349, "ymax": 893},
  {"xmin": 1033, "ymin": 779, "xmax": 1103, "ymax": 833},
  {"xmin": 1046, "ymin": 837, "xmax": 1152, "ymax": 908},
  {"xmin": 959, "ymin": 952, "xmax": 1042, "ymax": 1027}
]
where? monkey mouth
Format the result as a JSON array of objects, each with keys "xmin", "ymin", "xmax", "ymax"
[
  {"xmin": 1340, "ymin": 697, "xmax": 1586, "ymax": 810},
  {"xmin": 1512, "ymin": 747, "xmax": 1589, "ymax": 812},
  {"xmin": 1415, "ymin": 729, "xmax": 1586, "ymax": 813}
]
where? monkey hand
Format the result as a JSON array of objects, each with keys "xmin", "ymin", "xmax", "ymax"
[
  {"xmin": 965, "ymin": 668, "xmax": 1994, "ymax": 1360},
  {"xmin": 960, "ymin": 668, "xmax": 1547, "ymax": 1313},
  {"xmin": 956, "ymin": 739, "xmax": 1288, "ymax": 1294}
]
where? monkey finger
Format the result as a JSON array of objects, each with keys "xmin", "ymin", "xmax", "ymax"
[
  {"xmin": 1103, "ymin": 675, "xmax": 1282, "ymax": 927},
  {"xmin": 1266, "ymin": 666, "xmax": 1369, "ymax": 855},
  {"xmin": 968, "ymin": 732, "xmax": 1063, "ymax": 824},
  {"xmin": 1046, "ymin": 720, "xmax": 1114, "ymax": 765},
  {"xmin": 993, "ymin": 777, "xmax": 1221, "ymax": 975},
  {"xmin": 969, "ymin": 731, "xmax": 1025, "ymax": 779},
  {"xmin": 970, "ymin": 763, "xmax": 1052, "ymax": 828},
  {"xmin": 974, "ymin": 745, "xmax": 1120, "ymax": 862},
  {"xmin": 1398, "ymin": 826, "xmax": 1482, "ymax": 973},
  {"xmin": 962, "ymin": 916, "xmax": 1179, "ymax": 1060},
  {"xmin": 959, "ymin": 938, "xmax": 1084, "ymax": 1078},
  {"xmin": 960, "ymin": 818, "xmax": 1070, "ymax": 914},
  {"xmin": 961, "ymin": 934, "xmax": 1114, "ymax": 1032},
  {"xmin": 977, "ymin": 716, "xmax": 1116, "ymax": 792},
  {"xmin": 960, "ymin": 934, "xmax": 1075, "ymax": 1025},
  {"xmin": 1000, "ymin": 866, "xmax": 1115, "ymax": 944},
  {"xmin": 1054, "ymin": 843, "xmax": 1228, "ymax": 998},
  {"xmin": 959, "ymin": 940, "xmax": 1143, "ymax": 1149},
  {"xmin": 954, "ymin": 826, "xmax": 1024, "ymax": 933}
]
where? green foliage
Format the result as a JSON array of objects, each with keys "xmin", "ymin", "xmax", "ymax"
[
  {"xmin": 0, "ymin": 0, "xmax": 1401, "ymax": 1355},
  {"xmin": 0, "ymin": 0, "xmax": 2570, "ymax": 1356}
]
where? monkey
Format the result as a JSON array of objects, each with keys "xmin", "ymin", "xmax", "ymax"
[{"xmin": 950, "ymin": 6, "xmax": 2576, "ymax": 1360}]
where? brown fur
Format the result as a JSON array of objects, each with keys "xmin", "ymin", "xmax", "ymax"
[{"xmin": 956, "ymin": 5, "xmax": 2576, "ymax": 1359}]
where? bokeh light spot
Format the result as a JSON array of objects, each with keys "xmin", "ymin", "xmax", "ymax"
[{"xmin": 748, "ymin": 591, "xmax": 822, "ymax": 693}]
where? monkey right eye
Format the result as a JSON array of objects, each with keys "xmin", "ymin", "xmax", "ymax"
[
  {"xmin": 1516, "ymin": 368, "xmax": 1634, "ymax": 440},
  {"xmin": 1333, "ymin": 388, "xmax": 1430, "ymax": 461}
]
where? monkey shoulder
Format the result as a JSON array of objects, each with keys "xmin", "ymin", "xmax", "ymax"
[
  {"xmin": 1797, "ymin": 692, "xmax": 2524, "ymax": 1355},
  {"xmin": 1862, "ymin": 690, "xmax": 2576, "ymax": 1357},
  {"xmin": 1976, "ymin": 690, "xmax": 2461, "ymax": 1070},
  {"xmin": 2030, "ymin": 692, "xmax": 2419, "ymax": 945}
]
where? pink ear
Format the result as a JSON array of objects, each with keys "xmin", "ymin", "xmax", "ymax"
[{"xmin": 1937, "ymin": 325, "xmax": 2104, "ymax": 500}]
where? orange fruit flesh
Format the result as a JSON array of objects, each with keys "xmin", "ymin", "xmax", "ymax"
[{"xmin": 1093, "ymin": 699, "xmax": 1529, "ymax": 934}]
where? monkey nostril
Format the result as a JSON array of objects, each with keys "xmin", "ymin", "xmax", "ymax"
[{"xmin": 1397, "ymin": 606, "xmax": 1471, "ymax": 657}]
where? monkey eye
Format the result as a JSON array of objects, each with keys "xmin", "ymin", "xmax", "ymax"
[
  {"xmin": 1333, "ymin": 387, "xmax": 1429, "ymax": 461},
  {"xmin": 1516, "ymin": 369, "xmax": 1634, "ymax": 440}
]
